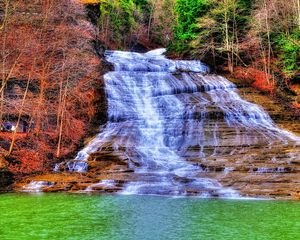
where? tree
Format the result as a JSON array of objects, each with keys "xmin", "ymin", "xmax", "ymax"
[
  {"xmin": 171, "ymin": 0, "xmax": 209, "ymax": 53},
  {"xmin": 250, "ymin": 0, "xmax": 300, "ymax": 86},
  {"xmin": 1, "ymin": 0, "xmax": 101, "ymax": 174},
  {"xmin": 149, "ymin": 0, "xmax": 177, "ymax": 46},
  {"xmin": 99, "ymin": 0, "xmax": 137, "ymax": 48},
  {"xmin": 191, "ymin": 0, "xmax": 251, "ymax": 71}
]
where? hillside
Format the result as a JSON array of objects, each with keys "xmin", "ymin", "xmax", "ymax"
[
  {"xmin": 0, "ymin": 0, "xmax": 300, "ymax": 188},
  {"xmin": 82, "ymin": 0, "xmax": 300, "ymax": 105},
  {"xmin": 0, "ymin": 0, "xmax": 104, "ymax": 180}
]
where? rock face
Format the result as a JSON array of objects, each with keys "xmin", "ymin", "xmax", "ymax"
[
  {"xmin": 0, "ymin": 158, "xmax": 13, "ymax": 191},
  {"xmin": 215, "ymin": 78, "xmax": 300, "ymax": 199},
  {"xmin": 0, "ymin": 171, "xmax": 13, "ymax": 191},
  {"xmin": 15, "ymin": 50, "xmax": 300, "ymax": 200}
]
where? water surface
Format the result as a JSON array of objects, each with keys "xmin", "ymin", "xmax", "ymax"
[{"xmin": 0, "ymin": 194, "xmax": 299, "ymax": 240}]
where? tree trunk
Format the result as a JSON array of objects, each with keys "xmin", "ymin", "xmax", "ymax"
[{"xmin": 7, "ymin": 75, "xmax": 31, "ymax": 156}]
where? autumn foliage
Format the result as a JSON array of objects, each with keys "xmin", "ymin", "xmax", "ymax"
[
  {"xmin": 0, "ymin": 0, "xmax": 102, "ymax": 175},
  {"xmin": 233, "ymin": 67, "xmax": 275, "ymax": 92}
]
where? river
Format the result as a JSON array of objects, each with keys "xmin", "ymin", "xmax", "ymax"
[{"xmin": 1, "ymin": 193, "xmax": 300, "ymax": 239}]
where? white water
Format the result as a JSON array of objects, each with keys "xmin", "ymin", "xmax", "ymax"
[
  {"xmin": 85, "ymin": 180, "xmax": 116, "ymax": 192},
  {"xmin": 66, "ymin": 48, "xmax": 299, "ymax": 197},
  {"xmin": 22, "ymin": 181, "xmax": 53, "ymax": 193}
]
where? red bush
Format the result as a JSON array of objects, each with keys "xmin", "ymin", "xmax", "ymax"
[
  {"xmin": 8, "ymin": 150, "xmax": 48, "ymax": 175},
  {"xmin": 233, "ymin": 67, "xmax": 274, "ymax": 92}
]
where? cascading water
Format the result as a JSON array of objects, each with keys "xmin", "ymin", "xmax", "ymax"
[{"xmin": 66, "ymin": 48, "xmax": 299, "ymax": 197}]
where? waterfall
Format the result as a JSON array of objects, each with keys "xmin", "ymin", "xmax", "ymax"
[{"xmin": 66, "ymin": 48, "xmax": 299, "ymax": 197}]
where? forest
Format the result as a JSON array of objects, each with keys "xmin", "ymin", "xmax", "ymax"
[
  {"xmin": 95, "ymin": 0, "xmax": 300, "ymax": 96},
  {"xmin": 0, "ymin": 0, "xmax": 300, "ymax": 176},
  {"xmin": 0, "ymin": 0, "xmax": 103, "ymax": 176}
]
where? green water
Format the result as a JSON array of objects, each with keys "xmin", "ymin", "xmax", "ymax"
[{"xmin": 0, "ymin": 194, "xmax": 300, "ymax": 240}]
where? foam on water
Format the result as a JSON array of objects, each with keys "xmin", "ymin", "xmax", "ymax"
[
  {"xmin": 22, "ymin": 181, "xmax": 53, "ymax": 193},
  {"xmin": 85, "ymin": 180, "xmax": 116, "ymax": 192}
]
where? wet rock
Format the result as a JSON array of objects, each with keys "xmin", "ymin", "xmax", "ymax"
[
  {"xmin": 0, "ymin": 171, "xmax": 13, "ymax": 192},
  {"xmin": 0, "ymin": 157, "xmax": 13, "ymax": 191}
]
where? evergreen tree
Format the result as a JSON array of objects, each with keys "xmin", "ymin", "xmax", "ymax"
[
  {"xmin": 171, "ymin": 0, "xmax": 209, "ymax": 53},
  {"xmin": 99, "ymin": 0, "xmax": 136, "ymax": 48}
]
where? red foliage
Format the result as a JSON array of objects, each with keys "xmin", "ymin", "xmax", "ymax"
[
  {"xmin": 233, "ymin": 67, "xmax": 275, "ymax": 92},
  {"xmin": 8, "ymin": 150, "xmax": 48, "ymax": 174},
  {"xmin": 0, "ymin": 0, "xmax": 102, "ymax": 175}
]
